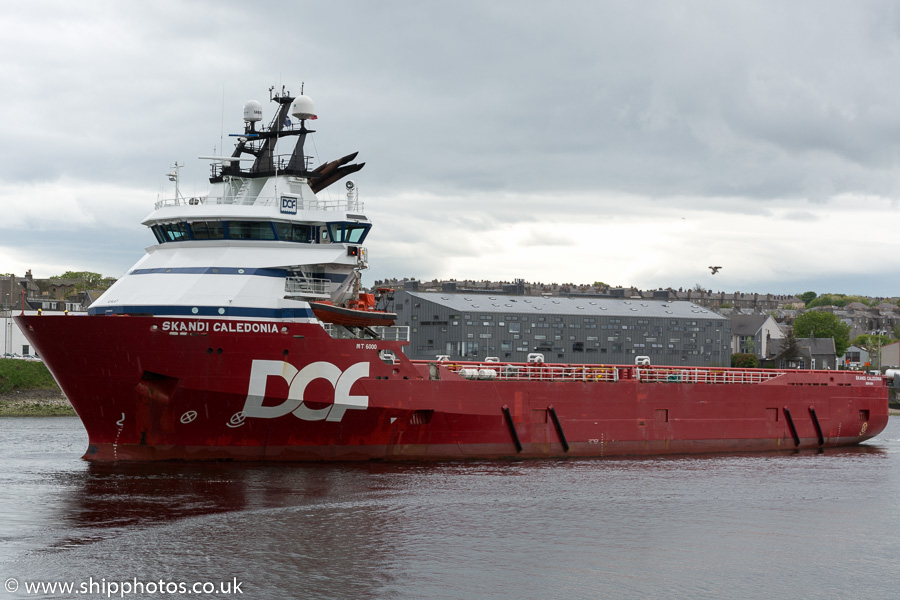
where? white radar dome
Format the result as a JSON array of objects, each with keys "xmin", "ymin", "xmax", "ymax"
[
  {"xmin": 243, "ymin": 100, "xmax": 263, "ymax": 122},
  {"xmin": 291, "ymin": 95, "xmax": 317, "ymax": 120}
]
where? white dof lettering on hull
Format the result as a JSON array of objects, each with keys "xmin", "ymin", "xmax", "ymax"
[{"xmin": 242, "ymin": 360, "xmax": 370, "ymax": 422}]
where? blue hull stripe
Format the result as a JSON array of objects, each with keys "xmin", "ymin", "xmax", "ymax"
[
  {"xmin": 88, "ymin": 305, "xmax": 317, "ymax": 319},
  {"xmin": 126, "ymin": 267, "xmax": 348, "ymax": 283},
  {"xmin": 129, "ymin": 267, "xmax": 288, "ymax": 277}
]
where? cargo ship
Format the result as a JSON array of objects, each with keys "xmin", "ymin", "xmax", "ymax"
[{"xmin": 16, "ymin": 85, "xmax": 890, "ymax": 461}]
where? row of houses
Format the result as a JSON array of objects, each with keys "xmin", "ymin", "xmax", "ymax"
[
  {"xmin": 730, "ymin": 313, "xmax": 867, "ymax": 371},
  {"xmin": 2, "ymin": 272, "xmax": 110, "ymax": 356},
  {"xmin": 383, "ymin": 278, "xmax": 808, "ymax": 312},
  {"xmin": 1, "ymin": 271, "xmax": 106, "ymax": 313}
]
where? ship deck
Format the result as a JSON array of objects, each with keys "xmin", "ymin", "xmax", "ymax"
[{"xmin": 416, "ymin": 358, "xmax": 875, "ymax": 386}]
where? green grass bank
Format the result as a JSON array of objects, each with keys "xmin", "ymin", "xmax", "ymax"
[{"xmin": 0, "ymin": 358, "xmax": 74, "ymax": 416}]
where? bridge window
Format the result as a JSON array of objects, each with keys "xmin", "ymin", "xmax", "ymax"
[
  {"xmin": 274, "ymin": 222, "xmax": 313, "ymax": 243},
  {"xmin": 327, "ymin": 222, "xmax": 371, "ymax": 244},
  {"xmin": 189, "ymin": 221, "xmax": 225, "ymax": 240},
  {"xmin": 150, "ymin": 220, "xmax": 319, "ymax": 243},
  {"xmin": 153, "ymin": 222, "xmax": 190, "ymax": 242},
  {"xmin": 227, "ymin": 221, "xmax": 276, "ymax": 240}
]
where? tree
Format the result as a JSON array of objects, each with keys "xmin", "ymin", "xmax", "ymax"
[
  {"xmin": 745, "ymin": 337, "xmax": 756, "ymax": 355},
  {"xmin": 775, "ymin": 328, "xmax": 804, "ymax": 367},
  {"xmin": 50, "ymin": 271, "xmax": 106, "ymax": 288},
  {"xmin": 804, "ymin": 293, "xmax": 874, "ymax": 309},
  {"xmin": 793, "ymin": 311, "xmax": 851, "ymax": 357},
  {"xmin": 852, "ymin": 333, "xmax": 895, "ymax": 350},
  {"xmin": 806, "ymin": 294, "xmax": 847, "ymax": 308},
  {"xmin": 731, "ymin": 353, "xmax": 759, "ymax": 368},
  {"xmin": 799, "ymin": 291, "xmax": 817, "ymax": 305}
]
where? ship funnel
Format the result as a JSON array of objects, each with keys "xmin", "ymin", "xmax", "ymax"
[
  {"xmin": 291, "ymin": 95, "xmax": 317, "ymax": 120},
  {"xmin": 243, "ymin": 100, "xmax": 263, "ymax": 122}
]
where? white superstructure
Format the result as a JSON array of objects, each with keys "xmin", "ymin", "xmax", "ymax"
[{"xmin": 90, "ymin": 86, "xmax": 372, "ymax": 325}]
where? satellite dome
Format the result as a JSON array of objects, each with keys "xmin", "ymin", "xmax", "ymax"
[
  {"xmin": 243, "ymin": 100, "xmax": 263, "ymax": 122},
  {"xmin": 291, "ymin": 95, "xmax": 317, "ymax": 120}
]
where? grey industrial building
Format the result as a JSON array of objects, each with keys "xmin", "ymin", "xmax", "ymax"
[{"xmin": 394, "ymin": 290, "xmax": 732, "ymax": 366}]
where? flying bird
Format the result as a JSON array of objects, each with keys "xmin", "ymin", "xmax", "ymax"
[{"xmin": 709, "ymin": 266, "xmax": 722, "ymax": 274}]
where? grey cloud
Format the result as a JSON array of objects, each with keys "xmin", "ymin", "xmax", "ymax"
[
  {"xmin": 5, "ymin": 0, "xmax": 900, "ymax": 202},
  {"xmin": 4, "ymin": 0, "xmax": 900, "ymax": 296}
]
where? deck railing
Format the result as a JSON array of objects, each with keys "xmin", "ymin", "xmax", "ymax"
[
  {"xmin": 433, "ymin": 360, "xmax": 788, "ymax": 384},
  {"xmin": 633, "ymin": 367, "xmax": 786, "ymax": 385},
  {"xmin": 322, "ymin": 324, "xmax": 410, "ymax": 342},
  {"xmin": 154, "ymin": 196, "xmax": 363, "ymax": 212},
  {"xmin": 284, "ymin": 276, "xmax": 331, "ymax": 298},
  {"xmin": 372, "ymin": 326, "xmax": 410, "ymax": 342}
]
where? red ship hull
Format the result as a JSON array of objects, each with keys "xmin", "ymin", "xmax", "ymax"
[{"xmin": 16, "ymin": 314, "xmax": 890, "ymax": 462}]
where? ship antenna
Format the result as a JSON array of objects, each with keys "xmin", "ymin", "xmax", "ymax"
[
  {"xmin": 219, "ymin": 83, "xmax": 225, "ymax": 162},
  {"xmin": 167, "ymin": 162, "xmax": 184, "ymax": 203}
]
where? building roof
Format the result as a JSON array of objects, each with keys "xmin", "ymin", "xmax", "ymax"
[
  {"xmin": 844, "ymin": 302, "xmax": 863, "ymax": 309},
  {"xmin": 769, "ymin": 336, "xmax": 836, "ymax": 357},
  {"xmin": 803, "ymin": 336, "xmax": 836, "ymax": 355},
  {"xmin": 405, "ymin": 291, "xmax": 727, "ymax": 320},
  {"xmin": 729, "ymin": 314, "xmax": 769, "ymax": 336}
]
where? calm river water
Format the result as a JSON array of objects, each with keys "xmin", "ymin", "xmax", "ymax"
[{"xmin": 1, "ymin": 416, "xmax": 899, "ymax": 600}]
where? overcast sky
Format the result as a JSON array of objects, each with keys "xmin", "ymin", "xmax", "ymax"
[{"xmin": 2, "ymin": 0, "xmax": 900, "ymax": 297}]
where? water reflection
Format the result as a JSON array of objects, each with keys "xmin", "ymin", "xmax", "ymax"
[
  {"xmin": 49, "ymin": 439, "xmax": 893, "ymax": 546},
  {"xmin": 41, "ymin": 461, "xmax": 436, "ymax": 597},
  {"xmin": 57, "ymin": 464, "xmax": 244, "ymax": 533}
]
